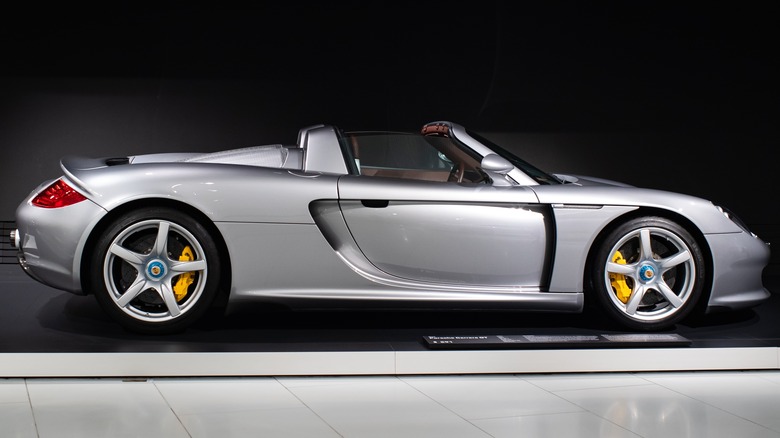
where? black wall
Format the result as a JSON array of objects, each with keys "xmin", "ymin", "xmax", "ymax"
[{"xmin": 2, "ymin": 3, "xmax": 777, "ymax": 251}]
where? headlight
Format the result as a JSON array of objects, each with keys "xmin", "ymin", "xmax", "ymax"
[{"xmin": 717, "ymin": 205, "xmax": 757, "ymax": 237}]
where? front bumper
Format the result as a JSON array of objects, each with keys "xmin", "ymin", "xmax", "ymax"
[{"xmin": 705, "ymin": 231, "xmax": 772, "ymax": 311}]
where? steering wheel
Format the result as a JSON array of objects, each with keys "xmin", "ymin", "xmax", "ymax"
[{"xmin": 448, "ymin": 162, "xmax": 465, "ymax": 182}]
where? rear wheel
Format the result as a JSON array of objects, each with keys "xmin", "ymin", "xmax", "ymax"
[
  {"xmin": 90, "ymin": 207, "xmax": 221, "ymax": 334},
  {"xmin": 592, "ymin": 217, "xmax": 705, "ymax": 331}
]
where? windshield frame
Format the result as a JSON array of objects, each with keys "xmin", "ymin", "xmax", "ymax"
[{"xmin": 465, "ymin": 129, "xmax": 561, "ymax": 185}]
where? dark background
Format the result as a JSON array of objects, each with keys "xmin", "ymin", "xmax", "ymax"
[{"xmin": 1, "ymin": 2, "xmax": 778, "ymax": 267}]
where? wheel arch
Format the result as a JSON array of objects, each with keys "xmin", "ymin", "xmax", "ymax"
[
  {"xmin": 80, "ymin": 198, "xmax": 233, "ymax": 310},
  {"xmin": 583, "ymin": 206, "xmax": 714, "ymax": 313}
]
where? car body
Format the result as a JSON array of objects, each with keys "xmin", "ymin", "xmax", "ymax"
[{"xmin": 10, "ymin": 121, "xmax": 771, "ymax": 334}]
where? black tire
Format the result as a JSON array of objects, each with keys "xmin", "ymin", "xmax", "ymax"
[
  {"xmin": 89, "ymin": 207, "xmax": 221, "ymax": 334},
  {"xmin": 591, "ymin": 216, "xmax": 705, "ymax": 331}
]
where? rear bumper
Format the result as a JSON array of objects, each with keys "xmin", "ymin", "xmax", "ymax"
[{"xmin": 14, "ymin": 198, "xmax": 106, "ymax": 295}]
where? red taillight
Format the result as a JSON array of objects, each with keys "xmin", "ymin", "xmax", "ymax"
[{"xmin": 31, "ymin": 179, "xmax": 87, "ymax": 208}]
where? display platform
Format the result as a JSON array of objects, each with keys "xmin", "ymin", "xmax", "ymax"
[{"xmin": 1, "ymin": 264, "xmax": 779, "ymax": 377}]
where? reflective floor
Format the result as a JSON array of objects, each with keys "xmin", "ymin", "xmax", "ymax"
[
  {"xmin": 1, "ymin": 262, "xmax": 779, "ymax": 355},
  {"xmin": 4, "ymin": 370, "xmax": 780, "ymax": 437},
  {"xmin": 2, "ymin": 265, "xmax": 780, "ymax": 436}
]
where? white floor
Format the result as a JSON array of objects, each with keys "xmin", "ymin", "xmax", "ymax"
[{"xmin": 3, "ymin": 370, "xmax": 780, "ymax": 437}]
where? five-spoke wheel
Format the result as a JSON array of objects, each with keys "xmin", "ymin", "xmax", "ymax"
[
  {"xmin": 592, "ymin": 217, "xmax": 705, "ymax": 331},
  {"xmin": 90, "ymin": 207, "xmax": 221, "ymax": 334}
]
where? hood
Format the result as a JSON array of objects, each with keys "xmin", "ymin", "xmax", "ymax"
[{"xmin": 553, "ymin": 173, "xmax": 634, "ymax": 187}]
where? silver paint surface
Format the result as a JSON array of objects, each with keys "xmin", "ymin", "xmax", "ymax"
[{"xmin": 11, "ymin": 121, "xmax": 771, "ymax": 321}]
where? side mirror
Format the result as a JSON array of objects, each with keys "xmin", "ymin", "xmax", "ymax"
[
  {"xmin": 480, "ymin": 154, "xmax": 514, "ymax": 186},
  {"xmin": 481, "ymin": 154, "xmax": 513, "ymax": 174}
]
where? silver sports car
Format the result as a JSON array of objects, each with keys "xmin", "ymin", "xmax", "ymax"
[{"xmin": 10, "ymin": 121, "xmax": 771, "ymax": 334}]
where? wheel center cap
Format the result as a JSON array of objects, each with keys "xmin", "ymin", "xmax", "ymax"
[
  {"xmin": 639, "ymin": 265, "xmax": 656, "ymax": 282},
  {"xmin": 146, "ymin": 260, "xmax": 167, "ymax": 280}
]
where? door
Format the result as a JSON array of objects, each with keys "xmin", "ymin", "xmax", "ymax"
[{"xmin": 337, "ymin": 176, "xmax": 552, "ymax": 287}]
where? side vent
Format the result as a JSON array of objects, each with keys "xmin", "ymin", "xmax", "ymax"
[{"xmin": 105, "ymin": 157, "xmax": 130, "ymax": 166}]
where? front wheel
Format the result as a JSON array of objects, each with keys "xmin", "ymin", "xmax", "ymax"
[
  {"xmin": 591, "ymin": 217, "xmax": 706, "ymax": 331},
  {"xmin": 90, "ymin": 207, "xmax": 222, "ymax": 334}
]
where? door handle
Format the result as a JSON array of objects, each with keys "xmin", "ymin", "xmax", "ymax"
[{"xmin": 361, "ymin": 199, "xmax": 389, "ymax": 208}]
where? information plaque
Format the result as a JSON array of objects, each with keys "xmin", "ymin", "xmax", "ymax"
[{"xmin": 423, "ymin": 333, "xmax": 691, "ymax": 349}]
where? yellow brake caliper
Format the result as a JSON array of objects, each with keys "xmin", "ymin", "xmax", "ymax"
[
  {"xmin": 609, "ymin": 250, "xmax": 632, "ymax": 303},
  {"xmin": 173, "ymin": 246, "xmax": 195, "ymax": 302}
]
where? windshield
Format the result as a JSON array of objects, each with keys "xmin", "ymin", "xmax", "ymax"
[{"xmin": 466, "ymin": 130, "xmax": 561, "ymax": 185}]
